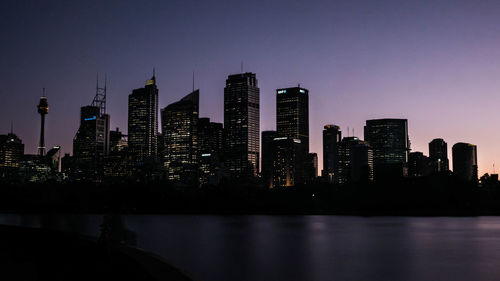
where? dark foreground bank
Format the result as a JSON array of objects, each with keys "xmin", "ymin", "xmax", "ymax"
[
  {"xmin": 0, "ymin": 224, "xmax": 194, "ymax": 281},
  {"xmin": 1, "ymin": 173, "xmax": 500, "ymax": 215}
]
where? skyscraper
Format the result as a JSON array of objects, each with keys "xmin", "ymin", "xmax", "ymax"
[
  {"xmin": 408, "ymin": 151, "xmax": 431, "ymax": 177},
  {"xmin": 128, "ymin": 72, "xmax": 159, "ymax": 160},
  {"xmin": 452, "ymin": 142, "xmax": 478, "ymax": 182},
  {"xmin": 198, "ymin": 117, "xmax": 224, "ymax": 186},
  {"xmin": 429, "ymin": 138, "xmax": 449, "ymax": 172},
  {"xmin": 37, "ymin": 89, "xmax": 49, "ymax": 156},
  {"xmin": 261, "ymin": 130, "xmax": 277, "ymax": 188},
  {"xmin": 272, "ymin": 86, "xmax": 309, "ymax": 187},
  {"xmin": 0, "ymin": 132, "xmax": 24, "ymax": 168},
  {"xmin": 73, "ymin": 105, "xmax": 110, "ymax": 159},
  {"xmin": 73, "ymin": 78, "xmax": 110, "ymax": 159},
  {"xmin": 224, "ymin": 72, "xmax": 260, "ymax": 179},
  {"xmin": 276, "ymin": 87, "xmax": 309, "ymax": 151},
  {"xmin": 322, "ymin": 124, "xmax": 342, "ymax": 183},
  {"xmin": 364, "ymin": 118, "xmax": 409, "ymax": 179},
  {"xmin": 272, "ymin": 137, "xmax": 304, "ymax": 187},
  {"xmin": 337, "ymin": 137, "xmax": 373, "ymax": 184},
  {"xmin": 161, "ymin": 90, "xmax": 199, "ymax": 185}
]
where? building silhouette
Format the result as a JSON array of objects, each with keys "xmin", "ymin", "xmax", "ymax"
[
  {"xmin": 128, "ymin": 73, "xmax": 159, "ymax": 160},
  {"xmin": 429, "ymin": 138, "xmax": 449, "ymax": 172},
  {"xmin": 338, "ymin": 137, "xmax": 373, "ymax": 184},
  {"xmin": 37, "ymin": 90, "xmax": 49, "ymax": 156},
  {"xmin": 364, "ymin": 118, "xmax": 409, "ymax": 179},
  {"xmin": 322, "ymin": 124, "xmax": 341, "ymax": 183},
  {"xmin": 73, "ymin": 105, "xmax": 110, "ymax": 159},
  {"xmin": 452, "ymin": 142, "xmax": 478, "ymax": 182},
  {"xmin": 161, "ymin": 90, "xmax": 199, "ymax": 185},
  {"xmin": 223, "ymin": 72, "xmax": 260, "ymax": 179},
  {"xmin": 271, "ymin": 86, "xmax": 310, "ymax": 187},
  {"xmin": 408, "ymin": 151, "xmax": 431, "ymax": 177},
  {"xmin": 261, "ymin": 131, "xmax": 277, "ymax": 188},
  {"xmin": 198, "ymin": 117, "xmax": 223, "ymax": 186},
  {"xmin": 0, "ymin": 132, "xmax": 24, "ymax": 169},
  {"xmin": 272, "ymin": 137, "xmax": 304, "ymax": 187},
  {"xmin": 109, "ymin": 128, "xmax": 127, "ymax": 155}
]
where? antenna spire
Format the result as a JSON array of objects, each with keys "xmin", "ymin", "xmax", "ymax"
[
  {"xmin": 42, "ymin": 87, "xmax": 46, "ymax": 97},
  {"xmin": 153, "ymin": 67, "xmax": 156, "ymax": 78}
]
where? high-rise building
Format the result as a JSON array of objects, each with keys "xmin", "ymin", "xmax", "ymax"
[
  {"xmin": 73, "ymin": 77, "xmax": 110, "ymax": 160},
  {"xmin": 276, "ymin": 87, "xmax": 309, "ymax": 151},
  {"xmin": 37, "ymin": 89, "xmax": 49, "ymax": 156},
  {"xmin": 224, "ymin": 72, "xmax": 260, "ymax": 179},
  {"xmin": 429, "ymin": 138, "xmax": 449, "ymax": 172},
  {"xmin": 128, "ymin": 73, "xmax": 159, "ymax": 160},
  {"xmin": 0, "ymin": 132, "xmax": 24, "ymax": 168},
  {"xmin": 198, "ymin": 117, "xmax": 224, "ymax": 186},
  {"xmin": 272, "ymin": 86, "xmax": 309, "ymax": 187},
  {"xmin": 408, "ymin": 151, "xmax": 430, "ymax": 177},
  {"xmin": 452, "ymin": 142, "xmax": 478, "ymax": 182},
  {"xmin": 261, "ymin": 131, "xmax": 277, "ymax": 188},
  {"xmin": 73, "ymin": 105, "xmax": 110, "ymax": 159},
  {"xmin": 364, "ymin": 119, "xmax": 409, "ymax": 179},
  {"xmin": 272, "ymin": 137, "xmax": 304, "ymax": 187},
  {"xmin": 306, "ymin": 152, "xmax": 318, "ymax": 181},
  {"xmin": 322, "ymin": 124, "xmax": 342, "ymax": 183},
  {"xmin": 350, "ymin": 142, "xmax": 374, "ymax": 183},
  {"xmin": 337, "ymin": 137, "xmax": 371, "ymax": 184},
  {"xmin": 161, "ymin": 90, "xmax": 199, "ymax": 185}
]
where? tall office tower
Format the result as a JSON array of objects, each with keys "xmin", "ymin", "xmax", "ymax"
[
  {"xmin": 161, "ymin": 90, "xmax": 199, "ymax": 185},
  {"xmin": 198, "ymin": 117, "xmax": 224, "ymax": 186},
  {"xmin": 261, "ymin": 131, "xmax": 277, "ymax": 188},
  {"xmin": 37, "ymin": 89, "xmax": 49, "ymax": 156},
  {"xmin": 429, "ymin": 138, "xmax": 449, "ymax": 172},
  {"xmin": 0, "ymin": 132, "xmax": 24, "ymax": 168},
  {"xmin": 128, "ymin": 72, "xmax": 159, "ymax": 160},
  {"xmin": 408, "ymin": 151, "xmax": 430, "ymax": 177},
  {"xmin": 224, "ymin": 72, "xmax": 260, "ymax": 179},
  {"xmin": 73, "ymin": 78, "xmax": 110, "ymax": 159},
  {"xmin": 452, "ymin": 142, "xmax": 478, "ymax": 182},
  {"xmin": 364, "ymin": 119, "xmax": 409, "ymax": 179},
  {"xmin": 198, "ymin": 118, "xmax": 224, "ymax": 156},
  {"xmin": 306, "ymin": 152, "xmax": 318, "ymax": 180},
  {"xmin": 276, "ymin": 87, "xmax": 309, "ymax": 151},
  {"xmin": 273, "ymin": 86, "xmax": 309, "ymax": 186},
  {"xmin": 337, "ymin": 137, "xmax": 359, "ymax": 184},
  {"xmin": 272, "ymin": 137, "xmax": 304, "ymax": 187},
  {"xmin": 322, "ymin": 124, "xmax": 342, "ymax": 183},
  {"xmin": 350, "ymin": 142, "xmax": 374, "ymax": 183}
]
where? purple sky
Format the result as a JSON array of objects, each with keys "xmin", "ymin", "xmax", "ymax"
[{"xmin": 2, "ymin": 0, "xmax": 500, "ymax": 176}]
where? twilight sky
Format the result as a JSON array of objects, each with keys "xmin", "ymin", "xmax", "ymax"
[{"xmin": 2, "ymin": 0, "xmax": 500, "ymax": 176}]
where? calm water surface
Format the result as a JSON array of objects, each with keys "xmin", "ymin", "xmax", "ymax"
[{"xmin": 1, "ymin": 215, "xmax": 500, "ymax": 281}]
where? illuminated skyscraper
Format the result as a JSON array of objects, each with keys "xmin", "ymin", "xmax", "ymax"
[
  {"xmin": 272, "ymin": 86, "xmax": 309, "ymax": 187},
  {"xmin": 224, "ymin": 72, "xmax": 260, "ymax": 179},
  {"xmin": 198, "ymin": 117, "xmax": 224, "ymax": 186},
  {"xmin": 73, "ymin": 78, "xmax": 110, "ymax": 159},
  {"xmin": 429, "ymin": 138, "xmax": 449, "ymax": 172},
  {"xmin": 452, "ymin": 142, "xmax": 478, "ymax": 182},
  {"xmin": 37, "ymin": 89, "xmax": 49, "ymax": 156},
  {"xmin": 322, "ymin": 124, "xmax": 342, "ymax": 183},
  {"xmin": 364, "ymin": 118, "xmax": 409, "ymax": 179},
  {"xmin": 337, "ymin": 137, "xmax": 373, "ymax": 184},
  {"xmin": 0, "ymin": 132, "xmax": 24, "ymax": 168},
  {"xmin": 276, "ymin": 87, "xmax": 309, "ymax": 151},
  {"xmin": 161, "ymin": 90, "xmax": 199, "ymax": 185},
  {"xmin": 128, "ymin": 72, "xmax": 159, "ymax": 160}
]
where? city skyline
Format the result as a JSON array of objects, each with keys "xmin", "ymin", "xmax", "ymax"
[{"xmin": 3, "ymin": 0, "xmax": 500, "ymax": 176}]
